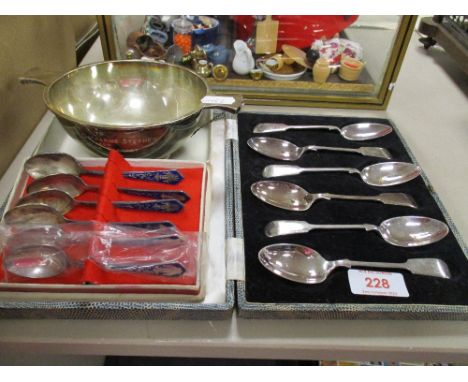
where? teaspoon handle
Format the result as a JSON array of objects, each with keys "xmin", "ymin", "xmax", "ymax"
[
  {"xmin": 287, "ymin": 125, "xmax": 340, "ymax": 132},
  {"xmin": 81, "ymin": 186, "xmax": 190, "ymax": 202},
  {"xmin": 82, "ymin": 170, "xmax": 184, "ymax": 185},
  {"xmin": 336, "ymin": 259, "xmax": 450, "ymax": 279},
  {"xmin": 122, "ymin": 170, "xmax": 183, "ymax": 185},
  {"xmin": 305, "ymin": 145, "xmax": 362, "ymax": 155},
  {"xmin": 265, "ymin": 220, "xmax": 378, "ymax": 237},
  {"xmin": 116, "ymin": 189, "xmax": 190, "ymax": 203},
  {"xmin": 337, "ymin": 259, "xmax": 408, "ymax": 271},
  {"xmin": 308, "ymin": 223, "xmax": 377, "ymax": 231},
  {"xmin": 113, "ymin": 199, "xmax": 184, "ymax": 212},
  {"xmin": 81, "ymin": 169, "xmax": 105, "ymax": 176},
  {"xmin": 301, "ymin": 167, "xmax": 361, "ymax": 175},
  {"xmin": 102, "ymin": 262, "xmax": 186, "ymax": 277},
  {"xmin": 320, "ymin": 193, "xmax": 386, "ymax": 203},
  {"xmin": 76, "ymin": 199, "xmax": 184, "ymax": 213},
  {"xmin": 262, "ymin": 165, "xmax": 360, "ymax": 178}
]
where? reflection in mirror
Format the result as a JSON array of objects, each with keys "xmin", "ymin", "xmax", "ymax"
[{"xmin": 104, "ymin": 15, "xmax": 411, "ymax": 107}]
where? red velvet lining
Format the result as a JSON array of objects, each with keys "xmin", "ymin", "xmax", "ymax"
[{"xmin": 1, "ymin": 151, "xmax": 204, "ymax": 290}]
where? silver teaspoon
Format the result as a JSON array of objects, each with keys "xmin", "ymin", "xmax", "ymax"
[
  {"xmin": 248, "ymin": 137, "xmax": 391, "ymax": 160},
  {"xmin": 3, "ymin": 244, "xmax": 186, "ymax": 279},
  {"xmin": 262, "ymin": 162, "xmax": 421, "ymax": 187},
  {"xmin": 24, "ymin": 153, "xmax": 184, "ymax": 184},
  {"xmin": 27, "ymin": 173, "xmax": 190, "ymax": 202},
  {"xmin": 264, "ymin": 216, "xmax": 449, "ymax": 247},
  {"xmin": 16, "ymin": 189, "xmax": 184, "ymax": 214},
  {"xmin": 259, "ymin": 243, "xmax": 451, "ymax": 284},
  {"xmin": 3, "ymin": 204, "xmax": 177, "ymax": 230},
  {"xmin": 253, "ymin": 122, "xmax": 393, "ymax": 141},
  {"xmin": 251, "ymin": 181, "xmax": 418, "ymax": 210},
  {"xmin": 3, "ymin": 244, "xmax": 68, "ymax": 278}
]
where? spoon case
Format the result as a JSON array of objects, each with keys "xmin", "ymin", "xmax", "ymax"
[
  {"xmin": 0, "ymin": 151, "xmax": 208, "ymax": 299},
  {"xmin": 233, "ymin": 112, "xmax": 468, "ymax": 320}
]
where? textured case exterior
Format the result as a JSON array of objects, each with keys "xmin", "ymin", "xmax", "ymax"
[
  {"xmin": 233, "ymin": 112, "xmax": 468, "ymax": 320},
  {"xmin": 0, "ymin": 281, "xmax": 235, "ymax": 320}
]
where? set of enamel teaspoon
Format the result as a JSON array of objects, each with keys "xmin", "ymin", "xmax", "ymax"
[
  {"xmin": 1, "ymin": 153, "xmax": 195, "ymax": 279},
  {"xmin": 3, "ymin": 153, "xmax": 187, "ymax": 228},
  {"xmin": 248, "ymin": 121, "xmax": 451, "ymax": 284}
]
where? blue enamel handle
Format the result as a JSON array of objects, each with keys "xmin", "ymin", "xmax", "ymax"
[
  {"xmin": 113, "ymin": 199, "xmax": 184, "ymax": 213},
  {"xmin": 123, "ymin": 170, "xmax": 184, "ymax": 185},
  {"xmin": 114, "ymin": 221, "xmax": 177, "ymax": 230},
  {"xmin": 104, "ymin": 262, "xmax": 186, "ymax": 277},
  {"xmin": 118, "ymin": 188, "xmax": 190, "ymax": 203}
]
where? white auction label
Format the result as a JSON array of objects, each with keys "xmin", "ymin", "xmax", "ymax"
[
  {"xmin": 201, "ymin": 96, "xmax": 236, "ymax": 105},
  {"xmin": 348, "ymin": 269, "xmax": 409, "ymax": 298}
]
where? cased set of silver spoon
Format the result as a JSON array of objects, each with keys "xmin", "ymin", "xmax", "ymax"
[{"xmin": 248, "ymin": 121, "xmax": 451, "ymax": 284}]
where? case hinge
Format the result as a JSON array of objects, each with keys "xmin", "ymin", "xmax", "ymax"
[
  {"xmin": 226, "ymin": 237, "xmax": 245, "ymax": 281},
  {"xmin": 225, "ymin": 118, "xmax": 238, "ymax": 141}
]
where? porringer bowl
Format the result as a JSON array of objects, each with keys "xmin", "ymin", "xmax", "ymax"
[{"xmin": 21, "ymin": 60, "xmax": 241, "ymax": 157}]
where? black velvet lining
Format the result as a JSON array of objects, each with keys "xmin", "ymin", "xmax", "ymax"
[{"xmin": 237, "ymin": 112, "xmax": 468, "ymax": 305}]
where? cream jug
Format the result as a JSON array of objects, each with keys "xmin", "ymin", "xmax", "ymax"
[{"xmin": 232, "ymin": 40, "xmax": 255, "ymax": 75}]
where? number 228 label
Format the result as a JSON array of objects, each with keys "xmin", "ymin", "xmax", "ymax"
[{"xmin": 348, "ymin": 270, "xmax": 409, "ymax": 298}]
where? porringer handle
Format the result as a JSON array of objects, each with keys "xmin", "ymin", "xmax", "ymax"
[
  {"xmin": 18, "ymin": 68, "xmax": 61, "ymax": 86},
  {"xmin": 200, "ymin": 94, "xmax": 243, "ymax": 113}
]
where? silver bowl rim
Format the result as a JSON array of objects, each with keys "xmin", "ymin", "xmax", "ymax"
[{"xmin": 42, "ymin": 60, "xmax": 210, "ymax": 131}]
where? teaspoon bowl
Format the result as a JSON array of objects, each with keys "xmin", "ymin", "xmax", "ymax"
[{"xmin": 4, "ymin": 244, "xmax": 68, "ymax": 278}]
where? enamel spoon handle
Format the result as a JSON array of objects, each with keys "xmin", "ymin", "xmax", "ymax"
[
  {"xmin": 115, "ymin": 189, "xmax": 190, "ymax": 203},
  {"xmin": 102, "ymin": 261, "xmax": 186, "ymax": 277},
  {"xmin": 81, "ymin": 184, "xmax": 190, "ymax": 203},
  {"xmin": 82, "ymin": 169, "xmax": 184, "ymax": 185},
  {"xmin": 77, "ymin": 199, "xmax": 184, "ymax": 213}
]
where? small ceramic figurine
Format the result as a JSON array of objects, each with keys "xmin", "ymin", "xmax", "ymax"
[
  {"xmin": 312, "ymin": 58, "xmax": 331, "ymax": 84},
  {"xmin": 232, "ymin": 40, "xmax": 255, "ymax": 76}
]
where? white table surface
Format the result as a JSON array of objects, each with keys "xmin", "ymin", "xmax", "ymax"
[{"xmin": 1, "ymin": 32, "xmax": 468, "ymax": 365}]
